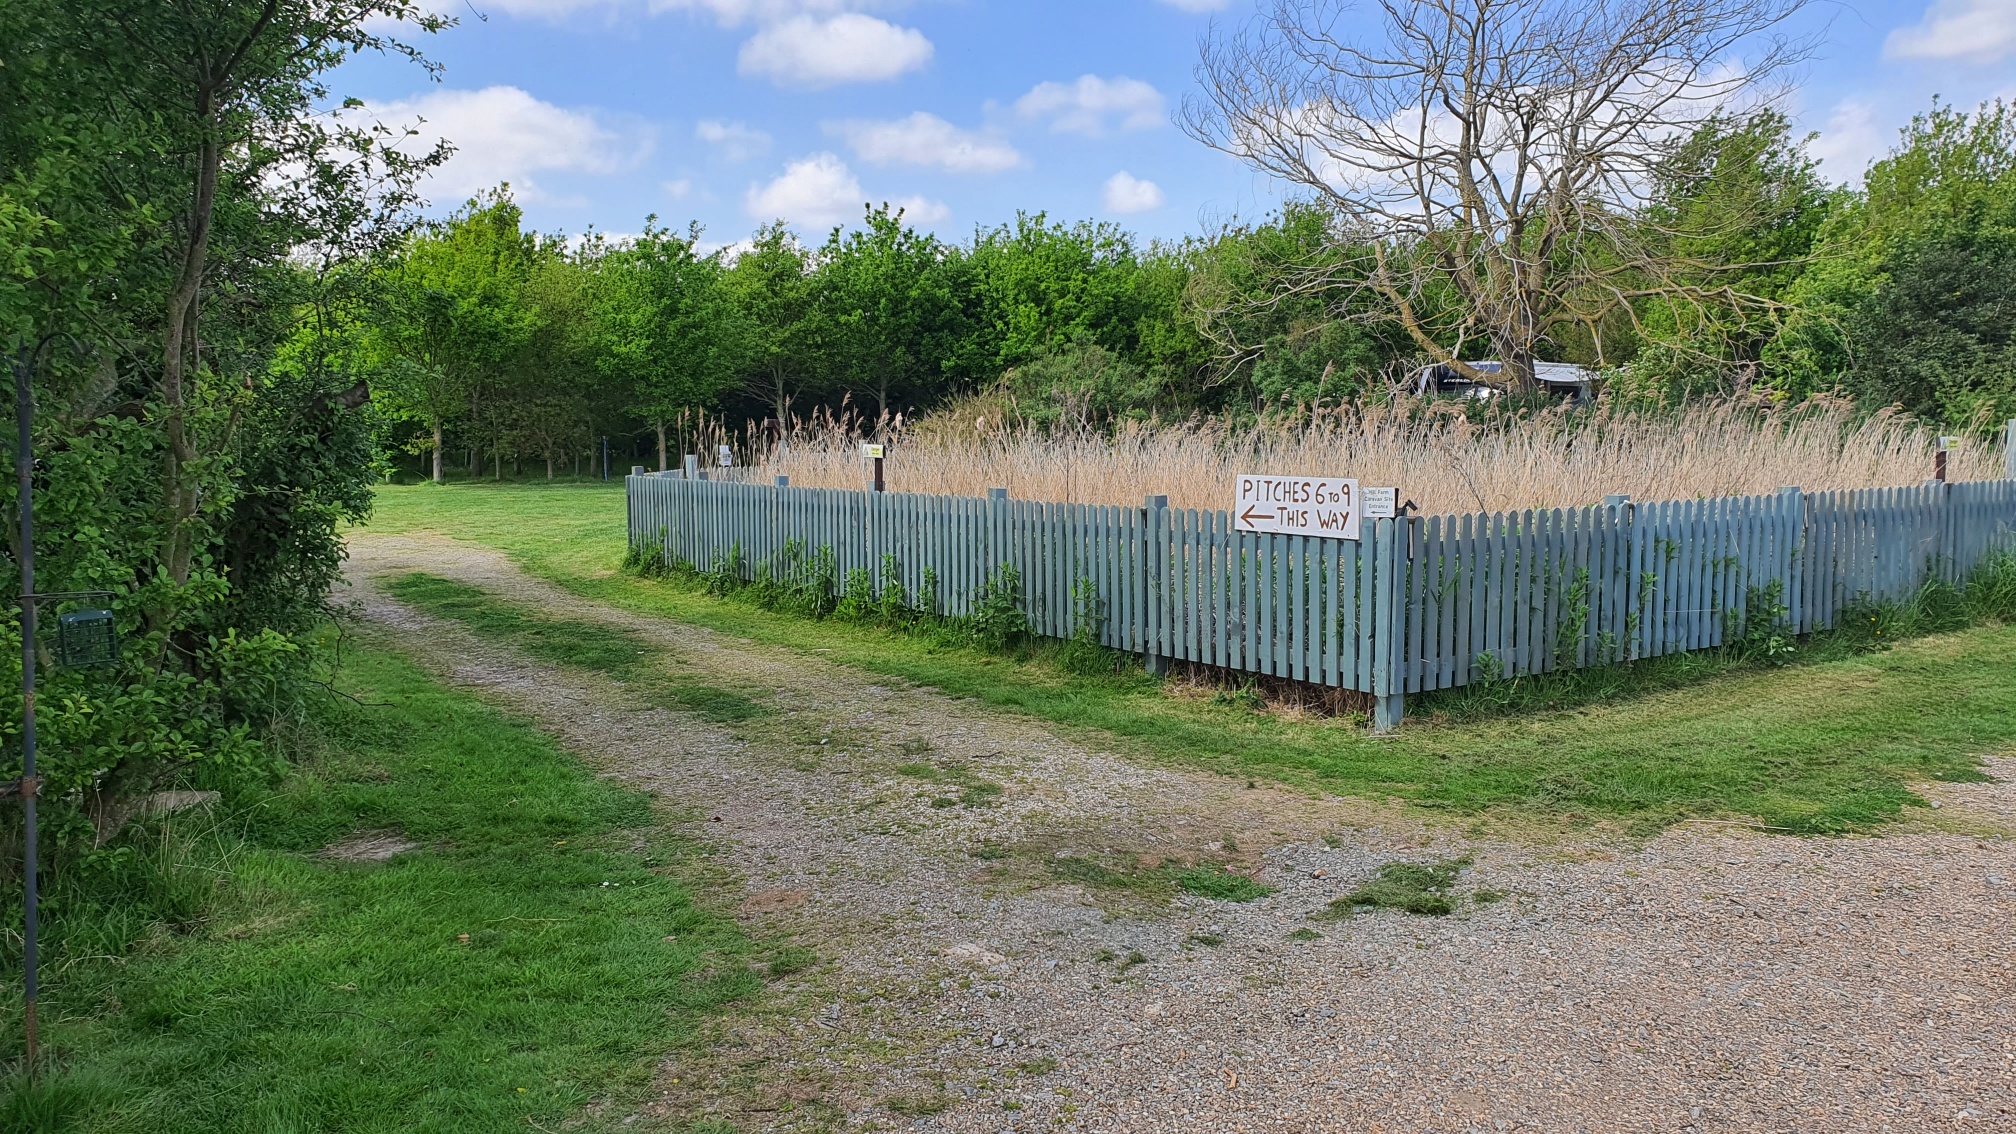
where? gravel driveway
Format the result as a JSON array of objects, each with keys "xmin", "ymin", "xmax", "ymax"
[{"xmin": 345, "ymin": 531, "xmax": 2016, "ymax": 1134}]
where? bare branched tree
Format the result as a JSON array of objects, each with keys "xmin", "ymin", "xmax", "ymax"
[{"xmin": 1184, "ymin": 0, "xmax": 1815, "ymax": 391}]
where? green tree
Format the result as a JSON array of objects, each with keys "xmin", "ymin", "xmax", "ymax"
[
  {"xmin": 512, "ymin": 247, "xmax": 601, "ymax": 478},
  {"xmin": 372, "ymin": 189, "xmax": 539, "ymax": 482},
  {"xmin": 0, "ymin": 0, "xmax": 443, "ymax": 864},
  {"xmin": 1766, "ymin": 100, "xmax": 2016, "ymax": 422},
  {"xmin": 1187, "ymin": 202, "xmax": 1413, "ymax": 414},
  {"xmin": 725, "ymin": 222, "xmax": 825, "ymax": 426},
  {"xmin": 1607, "ymin": 110, "xmax": 1836, "ymax": 403},
  {"xmin": 966, "ymin": 214, "xmax": 1147, "ymax": 373},
  {"xmin": 818, "ymin": 206, "xmax": 969, "ymax": 421},
  {"xmin": 589, "ymin": 221, "xmax": 740, "ymax": 470}
]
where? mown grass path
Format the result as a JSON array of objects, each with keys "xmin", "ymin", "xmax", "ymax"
[
  {"xmin": 8, "ymin": 640, "xmax": 760, "ymax": 1134},
  {"xmin": 340, "ymin": 517, "xmax": 2016, "ymax": 1133}
]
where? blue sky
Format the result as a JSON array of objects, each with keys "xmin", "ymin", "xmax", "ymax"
[{"xmin": 338, "ymin": 0, "xmax": 2016, "ymax": 246}]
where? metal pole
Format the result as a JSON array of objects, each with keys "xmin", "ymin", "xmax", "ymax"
[{"xmin": 12, "ymin": 348, "xmax": 40, "ymax": 1077}]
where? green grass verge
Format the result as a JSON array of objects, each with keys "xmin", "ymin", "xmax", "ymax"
[
  {"xmin": 4, "ymin": 641, "xmax": 758, "ymax": 1133},
  {"xmin": 383, "ymin": 572, "xmax": 770, "ymax": 723},
  {"xmin": 364, "ymin": 482, "xmax": 2016, "ymax": 833}
]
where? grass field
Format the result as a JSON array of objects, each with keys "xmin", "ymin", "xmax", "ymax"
[
  {"xmin": 6, "ymin": 642, "xmax": 758, "ymax": 1133},
  {"xmin": 366, "ymin": 481, "xmax": 2016, "ymax": 834}
]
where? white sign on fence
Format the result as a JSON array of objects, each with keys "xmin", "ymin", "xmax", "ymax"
[
  {"xmin": 1234, "ymin": 474, "xmax": 1364, "ymax": 540},
  {"xmin": 1361, "ymin": 486, "xmax": 1398, "ymax": 520}
]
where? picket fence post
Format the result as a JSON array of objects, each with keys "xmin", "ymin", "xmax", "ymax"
[
  {"xmin": 1142, "ymin": 495, "xmax": 1170, "ymax": 676},
  {"xmin": 2004, "ymin": 419, "xmax": 2016, "ymax": 480},
  {"xmin": 1371, "ymin": 517, "xmax": 1405, "ymax": 731}
]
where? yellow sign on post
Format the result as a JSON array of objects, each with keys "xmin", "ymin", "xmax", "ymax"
[{"xmin": 860, "ymin": 443, "xmax": 885, "ymax": 459}]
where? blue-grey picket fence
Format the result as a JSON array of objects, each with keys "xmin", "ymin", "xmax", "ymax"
[{"xmin": 627, "ymin": 472, "xmax": 2016, "ymax": 726}]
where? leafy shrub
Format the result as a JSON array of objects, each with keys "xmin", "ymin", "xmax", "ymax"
[
  {"xmin": 700, "ymin": 545, "xmax": 745, "ymax": 598},
  {"xmin": 621, "ymin": 531, "xmax": 676, "ymax": 579},
  {"xmin": 1726, "ymin": 580, "xmax": 1796, "ymax": 666},
  {"xmin": 743, "ymin": 541, "xmax": 839, "ymax": 619},
  {"xmin": 964, "ymin": 564, "xmax": 1029, "ymax": 651},
  {"xmin": 1060, "ymin": 577, "xmax": 1121, "ymax": 676}
]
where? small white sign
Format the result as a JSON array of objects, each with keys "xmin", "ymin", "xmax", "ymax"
[
  {"xmin": 717, "ymin": 444, "xmax": 734, "ymax": 467},
  {"xmin": 1361, "ymin": 487, "xmax": 1398, "ymax": 520},
  {"xmin": 860, "ymin": 443, "xmax": 885, "ymax": 459},
  {"xmin": 1234, "ymin": 474, "xmax": 1361, "ymax": 540}
]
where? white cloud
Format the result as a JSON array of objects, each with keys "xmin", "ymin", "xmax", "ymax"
[
  {"xmin": 890, "ymin": 196, "xmax": 951, "ymax": 224},
  {"xmin": 1808, "ymin": 99, "xmax": 1888, "ymax": 185},
  {"xmin": 746, "ymin": 152, "xmax": 866, "ymax": 226},
  {"xmin": 1157, "ymin": 0, "xmax": 1229, "ymax": 9},
  {"xmin": 744, "ymin": 153, "xmax": 948, "ymax": 229},
  {"xmin": 352, "ymin": 86, "xmax": 646, "ymax": 206},
  {"xmin": 483, "ymin": 0, "xmax": 622, "ymax": 15},
  {"xmin": 650, "ymin": 0, "xmax": 858, "ymax": 26},
  {"xmin": 1885, "ymin": 0, "xmax": 2016, "ymax": 63},
  {"xmin": 829, "ymin": 113, "xmax": 1022, "ymax": 173},
  {"xmin": 737, "ymin": 13, "xmax": 933, "ymax": 88},
  {"xmin": 698, "ymin": 236, "xmax": 758, "ymax": 262},
  {"xmin": 1102, "ymin": 171, "xmax": 1165, "ymax": 213},
  {"xmin": 373, "ymin": 0, "xmax": 636, "ymax": 22},
  {"xmin": 664, "ymin": 178, "xmax": 694, "ymax": 200},
  {"xmin": 1015, "ymin": 75, "xmax": 1167, "ymax": 137},
  {"xmin": 696, "ymin": 119, "xmax": 771, "ymax": 161}
]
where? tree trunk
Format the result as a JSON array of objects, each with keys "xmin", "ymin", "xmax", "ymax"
[
  {"xmin": 468, "ymin": 390, "xmax": 482, "ymax": 477},
  {"xmin": 157, "ymin": 129, "xmax": 222, "ymax": 602},
  {"xmin": 656, "ymin": 420, "xmax": 667, "ymax": 472},
  {"xmin": 546, "ymin": 449, "xmax": 554, "ymax": 480},
  {"xmin": 432, "ymin": 422, "xmax": 444, "ymax": 483},
  {"xmin": 1493, "ymin": 331, "xmax": 1538, "ymax": 395}
]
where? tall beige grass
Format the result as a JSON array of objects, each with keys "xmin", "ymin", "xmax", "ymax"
[{"xmin": 731, "ymin": 400, "xmax": 2002, "ymax": 516}]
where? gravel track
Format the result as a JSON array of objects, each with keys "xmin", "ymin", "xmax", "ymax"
[{"xmin": 345, "ymin": 532, "xmax": 2016, "ymax": 1134}]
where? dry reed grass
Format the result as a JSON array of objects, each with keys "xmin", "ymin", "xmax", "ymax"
[{"xmin": 715, "ymin": 399, "xmax": 2002, "ymax": 516}]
